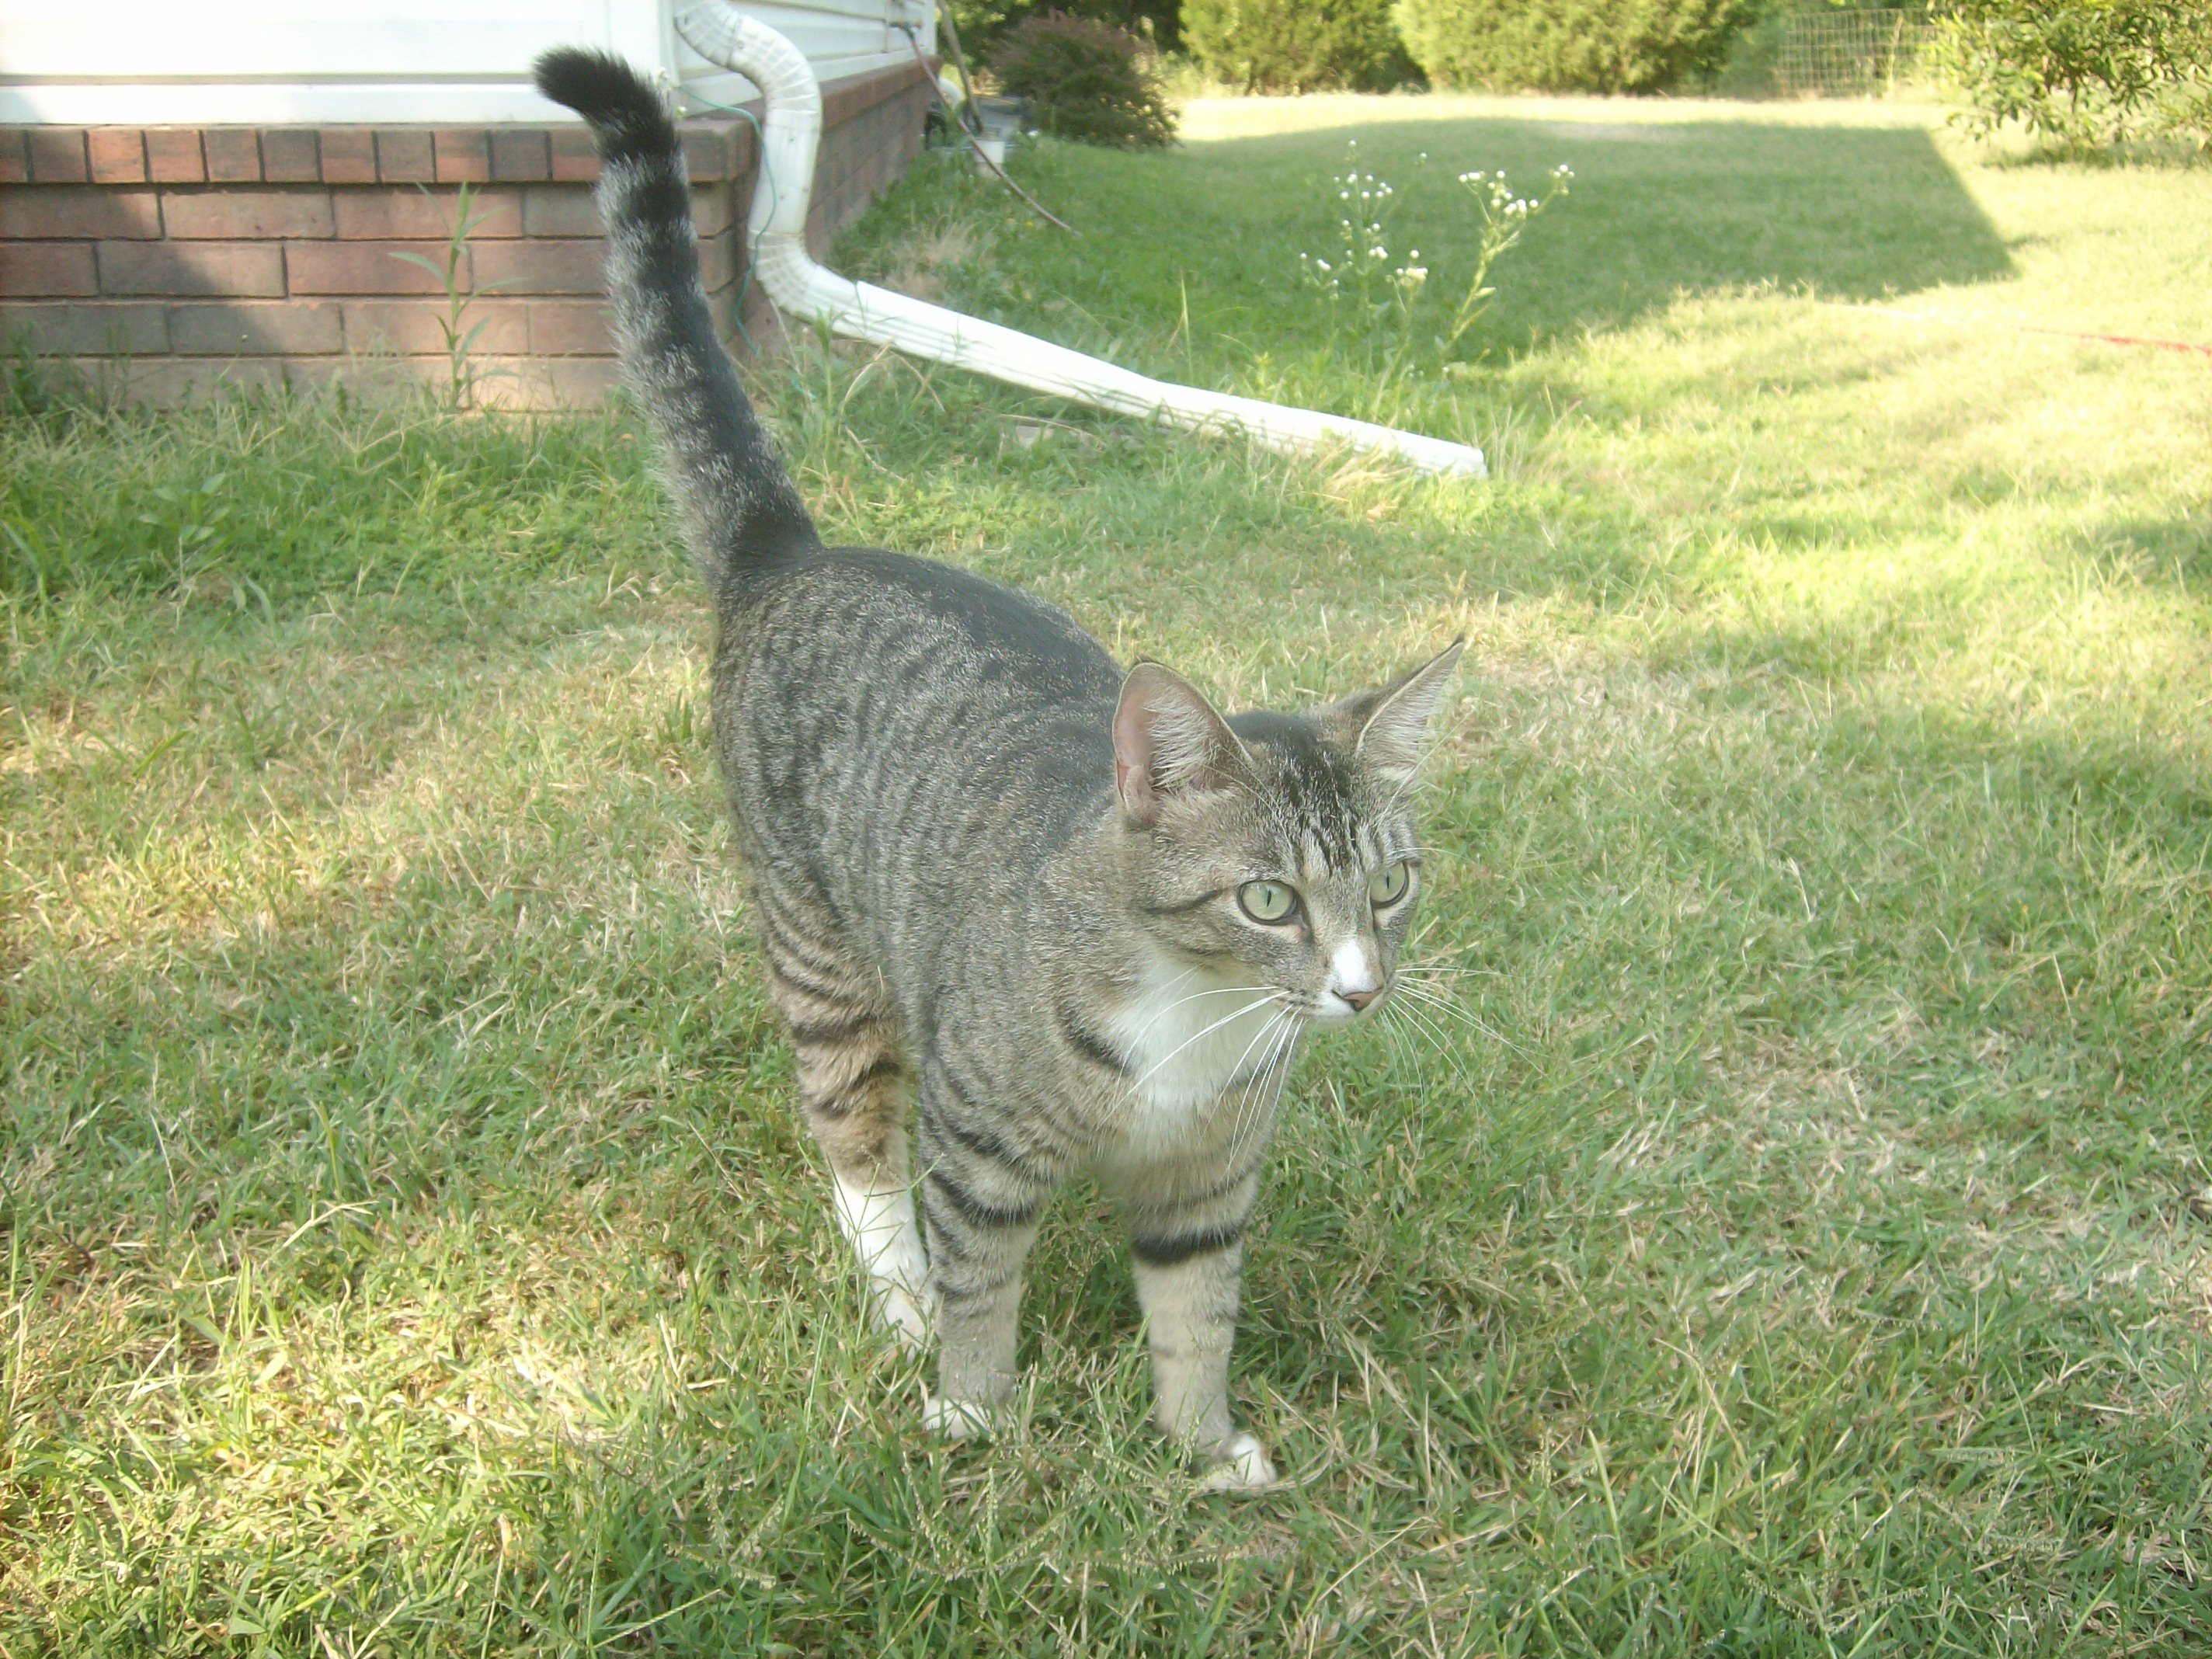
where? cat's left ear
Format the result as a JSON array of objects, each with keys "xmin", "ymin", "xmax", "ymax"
[
  {"xmin": 1113, "ymin": 662, "xmax": 1253, "ymax": 829},
  {"xmin": 1331, "ymin": 640, "xmax": 1466, "ymax": 781}
]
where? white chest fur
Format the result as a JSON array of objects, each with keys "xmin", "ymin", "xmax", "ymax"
[{"xmin": 1108, "ymin": 957, "xmax": 1299, "ymax": 1141}]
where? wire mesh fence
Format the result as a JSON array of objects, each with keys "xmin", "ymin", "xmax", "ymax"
[{"xmin": 1776, "ymin": 7, "xmax": 1939, "ymax": 98}]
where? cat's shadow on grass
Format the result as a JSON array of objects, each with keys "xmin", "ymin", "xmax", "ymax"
[{"xmin": 1041, "ymin": 116, "xmax": 2017, "ymax": 360}]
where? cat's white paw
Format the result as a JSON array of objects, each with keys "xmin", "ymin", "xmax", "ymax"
[
  {"xmin": 833, "ymin": 1174, "xmax": 934, "ymax": 1350},
  {"xmin": 922, "ymin": 1393, "xmax": 996, "ymax": 1441},
  {"xmin": 876, "ymin": 1281, "xmax": 934, "ymax": 1352},
  {"xmin": 1198, "ymin": 1431, "xmax": 1278, "ymax": 1494}
]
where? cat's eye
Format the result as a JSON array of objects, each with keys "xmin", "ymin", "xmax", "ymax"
[
  {"xmin": 1369, "ymin": 861, "xmax": 1411, "ymax": 907},
  {"xmin": 1238, "ymin": 880, "xmax": 1299, "ymax": 924}
]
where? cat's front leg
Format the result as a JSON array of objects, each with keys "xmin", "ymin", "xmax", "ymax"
[
  {"xmin": 1128, "ymin": 1176, "xmax": 1278, "ymax": 1490},
  {"xmin": 915, "ymin": 1087, "xmax": 1049, "ymax": 1437}
]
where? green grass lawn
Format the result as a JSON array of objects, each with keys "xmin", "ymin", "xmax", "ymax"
[{"xmin": 4, "ymin": 93, "xmax": 2210, "ymax": 1655}]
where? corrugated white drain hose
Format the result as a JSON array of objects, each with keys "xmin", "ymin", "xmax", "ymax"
[{"xmin": 671, "ymin": 2, "xmax": 1486, "ymax": 478}]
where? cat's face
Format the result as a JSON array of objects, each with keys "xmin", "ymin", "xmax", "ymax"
[{"xmin": 1111, "ymin": 647, "xmax": 1462, "ymax": 1026}]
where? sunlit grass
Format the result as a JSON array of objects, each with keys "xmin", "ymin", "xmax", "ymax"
[{"xmin": 3, "ymin": 95, "xmax": 2209, "ymax": 1654}]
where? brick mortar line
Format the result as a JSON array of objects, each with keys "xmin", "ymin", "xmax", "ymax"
[
  {"xmin": 2, "ymin": 75, "xmax": 929, "ymax": 396},
  {"xmin": 0, "ymin": 60, "xmax": 927, "ymax": 187}
]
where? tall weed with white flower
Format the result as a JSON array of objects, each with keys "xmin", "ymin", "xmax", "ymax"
[
  {"xmin": 1446, "ymin": 163, "xmax": 1574, "ymax": 351},
  {"xmin": 1299, "ymin": 144, "xmax": 1431, "ymax": 379},
  {"xmin": 1299, "ymin": 142, "xmax": 1571, "ymax": 388}
]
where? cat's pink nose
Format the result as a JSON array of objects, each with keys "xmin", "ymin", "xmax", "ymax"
[{"xmin": 1341, "ymin": 986, "xmax": 1381, "ymax": 1013}]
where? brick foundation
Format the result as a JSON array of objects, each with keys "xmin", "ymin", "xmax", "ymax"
[{"xmin": 0, "ymin": 61, "xmax": 933, "ymax": 407}]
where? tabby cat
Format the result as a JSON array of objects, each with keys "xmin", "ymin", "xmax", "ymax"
[{"xmin": 534, "ymin": 49, "xmax": 1462, "ymax": 1490}]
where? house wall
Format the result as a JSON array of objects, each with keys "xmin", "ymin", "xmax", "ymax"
[
  {"xmin": 0, "ymin": 59, "xmax": 935, "ymax": 407},
  {"xmin": 0, "ymin": 0, "xmax": 933, "ymax": 126}
]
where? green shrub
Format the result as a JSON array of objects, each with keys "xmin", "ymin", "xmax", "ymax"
[
  {"xmin": 989, "ymin": 11, "xmax": 1177, "ymax": 147},
  {"xmin": 1183, "ymin": 0, "xmax": 1412, "ymax": 92},
  {"xmin": 1394, "ymin": 0, "xmax": 1757, "ymax": 92},
  {"xmin": 1928, "ymin": 0, "xmax": 2209, "ymax": 148}
]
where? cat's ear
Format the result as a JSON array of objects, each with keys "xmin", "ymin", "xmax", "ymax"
[
  {"xmin": 1334, "ymin": 640, "xmax": 1465, "ymax": 781},
  {"xmin": 1113, "ymin": 663, "xmax": 1251, "ymax": 829}
]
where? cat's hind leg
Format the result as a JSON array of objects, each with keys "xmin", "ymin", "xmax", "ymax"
[
  {"xmin": 756, "ymin": 885, "xmax": 930, "ymax": 1349},
  {"xmin": 913, "ymin": 1061, "xmax": 1054, "ymax": 1436}
]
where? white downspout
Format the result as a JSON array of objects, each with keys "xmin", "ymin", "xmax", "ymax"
[{"xmin": 670, "ymin": 2, "xmax": 1485, "ymax": 478}]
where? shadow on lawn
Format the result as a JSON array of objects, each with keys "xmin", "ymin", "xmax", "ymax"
[{"xmin": 1172, "ymin": 117, "xmax": 2016, "ymax": 356}]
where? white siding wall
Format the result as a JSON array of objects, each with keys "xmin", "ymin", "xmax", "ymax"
[
  {"xmin": 0, "ymin": 0, "xmax": 932, "ymax": 125},
  {"xmin": 678, "ymin": 0, "xmax": 930, "ymax": 118}
]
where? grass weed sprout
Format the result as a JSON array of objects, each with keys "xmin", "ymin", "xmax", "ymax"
[{"xmin": 387, "ymin": 181, "xmax": 516, "ymax": 410}]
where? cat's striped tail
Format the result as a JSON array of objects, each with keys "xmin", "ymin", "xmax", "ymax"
[{"xmin": 532, "ymin": 49, "xmax": 820, "ymax": 592}]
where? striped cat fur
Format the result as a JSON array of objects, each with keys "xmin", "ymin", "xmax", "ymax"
[{"xmin": 534, "ymin": 48, "xmax": 1462, "ymax": 1490}]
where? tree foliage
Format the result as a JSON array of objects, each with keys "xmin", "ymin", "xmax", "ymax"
[
  {"xmin": 1393, "ymin": 0, "xmax": 1757, "ymax": 92},
  {"xmin": 1183, "ymin": 0, "xmax": 1411, "ymax": 92},
  {"xmin": 949, "ymin": 0, "xmax": 1179, "ymax": 58},
  {"xmin": 1928, "ymin": 0, "xmax": 2211, "ymax": 147}
]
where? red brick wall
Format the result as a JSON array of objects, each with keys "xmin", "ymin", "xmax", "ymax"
[{"xmin": 0, "ymin": 61, "xmax": 933, "ymax": 407}]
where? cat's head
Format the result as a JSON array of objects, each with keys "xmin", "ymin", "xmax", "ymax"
[{"xmin": 1110, "ymin": 642, "xmax": 1463, "ymax": 1025}]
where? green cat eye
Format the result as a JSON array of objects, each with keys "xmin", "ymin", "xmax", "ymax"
[
  {"xmin": 1369, "ymin": 861, "xmax": 1411, "ymax": 907},
  {"xmin": 1238, "ymin": 880, "xmax": 1299, "ymax": 924}
]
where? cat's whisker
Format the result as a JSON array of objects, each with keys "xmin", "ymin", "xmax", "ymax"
[
  {"xmin": 1129, "ymin": 993, "xmax": 1282, "ymax": 1090},
  {"xmin": 1390, "ymin": 1010, "xmax": 1432, "ymax": 1070},
  {"xmin": 1219, "ymin": 1007, "xmax": 1291, "ymax": 1104},
  {"xmin": 1389, "ymin": 983, "xmax": 1469, "ymax": 1022},
  {"xmin": 1389, "ymin": 965, "xmax": 1461, "ymax": 994},
  {"xmin": 1122, "ymin": 982, "xmax": 1274, "ymax": 1055},
  {"xmin": 1389, "ymin": 972, "xmax": 1456, "ymax": 996},
  {"xmin": 1243, "ymin": 1038, "xmax": 1296, "ymax": 1149},
  {"xmin": 1229, "ymin": 1015, "xmax": 1299, "ymax": 1148},
  {"xmin": 1123, "ymin": 979, "xmax": 1274, "ymax": 1049},
  {"xmin": 1222, "ymin": 1011, "xmax": 1291, "ymax": 1142},
  {"xmin": 1376, "ymin": 1010, "xmax": 1424, "ymax": 1078},
  {"xmin": 1398, "ymin": 1011, "xmax": 1466, "ymax": 1058},
  {"xmin": 1129, "ymin": 975, "xmax": 1251, "ymax": 1026},
  {"xmin": 1379, "ymin": 1003, "xmax": 1437, "ymax": 1059},
  {"xmin": 1383, "ymin": 990, "xmax": 1495, "ymax": 1095},
  {"xmin": 1216, "ymin": 1028, "xmax": 1269, "ymax": 1149},
  {"xmin": 1389, "ymin": 973, "xmax": 1459, "ymax": 1026},
  {"xmin": 1393, "ymin": 976, "xmax": 1528, "ymax": 1056},
  {"xmin": 1380, "ymin": 970, "xmax": 1459, "ymax": 1007},
  {"xmin": 1380, "ymin": 1012, "xmax": 1468, "ymax": 1097},
  {"xmin": 1394, "ymin": 1001, "xmax": 1460, "ymax": 1059},
  {"xmin": 1397, "ymin": 983, "xmax": 1464, "ymax": 1030}
]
